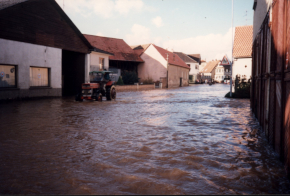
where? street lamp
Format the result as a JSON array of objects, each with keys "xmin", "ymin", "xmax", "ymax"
[{"xmin": 230, "ymin": 0, "xmax": 234, "ymax": 97}]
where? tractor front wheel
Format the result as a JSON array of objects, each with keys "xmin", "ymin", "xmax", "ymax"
[
  {"xmin": 98, "ymin": 93, "xmax": 103, "ymax": 102},
  {"xmin": 106, "ymin": 85, "xmax": 116, "ymax": 101}
]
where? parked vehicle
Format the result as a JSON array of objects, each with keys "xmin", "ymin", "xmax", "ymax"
[{"xmin": 75, "ymin": 71, "xmax": 116, "ymax": 102}]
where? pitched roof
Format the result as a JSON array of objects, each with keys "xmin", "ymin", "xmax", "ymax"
[
  {"xmin": 220, "ymin": 55, "xmax": 231, "ymax": 65},
  {"xmin": 233, "ymin": 25, "xmax": 253, "ymax": 58},
  {"xmin": 188, "ymin": 54, "xmax": 201, "ymax": 59},
  {"xmin": 200, "ymin": 60, "xmax": 220, "ymax": 73},
  {"xmin": 188, "ymin": 54, "xmax": 201, "ymax": 61},
  {"xmin": 0, "ymin": 0, "xmax": 93, "ymax": 53},
  {"xmin": 174, "ymin": 52, "xmax": 197, "ymax": 63},
  {"xmin": 152, "ymin": 44, "xmax": 190, "ymax": 69},
  {"xmin": 0, "ymin": 0, "xmax": 28, "ymax": 10},
  {"xmin": 84, "ymin": 34, "xmax": 144, "ymax": 62},
  {"xmin": 130, "ymin": 44, "xmax": 151, "ymax": 56}
]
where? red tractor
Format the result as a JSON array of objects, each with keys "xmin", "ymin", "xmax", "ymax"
[{"xmin": 75, "ymin": 71, "xmax": 116, "ymax": 102}]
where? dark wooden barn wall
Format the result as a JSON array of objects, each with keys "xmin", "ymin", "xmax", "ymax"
[{"xmin": 0, "ymin": 0, "xmax": 90, "ymax": 54}]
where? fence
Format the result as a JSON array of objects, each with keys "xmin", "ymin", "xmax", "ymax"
[{"xmin": 252, "ymin": 0, "xmax": 290, "ymax": 175}]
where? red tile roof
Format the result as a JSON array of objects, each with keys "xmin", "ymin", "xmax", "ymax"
[
  {"xmin": 152, "ymin": 44, "xmax": 190, "ymax": 69},
  {"xmin": 200, "ymin": 60, "xmax": 220, "ymax": 73},
  {"xmin": 84, "ymin": 34, "xmax": 144, "ymax": 62},
  {"xmin": 233, "ymin": 25, "xmax": 253, "ymax": 58}
]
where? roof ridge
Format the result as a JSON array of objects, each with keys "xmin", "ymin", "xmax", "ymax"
[{"xmin": 83, "ymin": 33, "xmax": 124, "ymax": 40}]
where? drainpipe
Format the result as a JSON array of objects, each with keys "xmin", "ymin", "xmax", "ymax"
[{"xmin": 166, "ymin": 53, "xmax": 169, "ymax": 88}]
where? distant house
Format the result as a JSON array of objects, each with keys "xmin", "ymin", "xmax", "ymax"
[
  {"xmin": 200, "ymin": 60, "xmax": 220, "ymax": 82},
  {"xmin": 199, "ymin": 60, "xmax": 207, "ymax": 72},
  {"xmin": 132, "ymin": 44, "xmax": 190, "ymax": 88},
  {"xmin": 0, "ymin": 0, "xmax": 93, "ymax": 100},
  {"xmin": 187, "ymin": 54, "xmax": 201, "ymax": 65},
  {"xmin": 215, "ymin": 55, "xmax": 232, "ymax": 83},
  {"xmin": 174, "ymin": 52, "xmax": 199, "ymax": 83},
  {"xmin": 232, "ymin": 25, "xmax": 253, "ymax": 82},
  {"xmin": 84, "ymin": 35, "xmax": 144, "ymax": 81},
  {"xmin": 83, "ymin": 35, "xmax": 114, "ymax": 71}
]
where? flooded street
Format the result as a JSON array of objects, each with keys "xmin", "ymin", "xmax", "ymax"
[{"xmin": 1, "ymin": 84, "xmax": 290, "ymax": 194}]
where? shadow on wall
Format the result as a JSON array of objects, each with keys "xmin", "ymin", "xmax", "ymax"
[
  {"xmin": 138, "ymin": 53, "xmax": 167, "ymax": 83},
  {"xmin": 251, "ymin": 0, "xmax": 290, "ymax": 176}
]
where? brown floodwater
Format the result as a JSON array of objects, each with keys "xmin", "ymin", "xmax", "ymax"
[{"xmin": 0, "ymin": 84, "xmax": 290, "ymax": 194}]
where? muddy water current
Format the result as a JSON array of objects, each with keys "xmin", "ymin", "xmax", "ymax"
[{"xmin": 1, "ymin": 84, "xmax": 290, "ymax": 194}]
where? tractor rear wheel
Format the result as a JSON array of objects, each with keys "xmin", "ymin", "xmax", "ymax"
[{"xmin": 106, "ymin": 85, "xmax": 116, "ymax": 101}]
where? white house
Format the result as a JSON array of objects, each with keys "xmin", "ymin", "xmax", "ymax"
[
  {"xmin": 232, "ymin": 25, "xmax": 253, "ymax": 82},
  {"xmin": 85, "ymin": 35, "xmax": 143, "ymax": 82},
  {"xmin": 174, "ymin": 52, "xmax": 199, "ymax": 83},
  {"xmin": 0, "ymin": 0, "xmax": 93, "ymax": 100},
  {"xmin": 135, "ymin": 44, "xmax": 190, "ymax": 88},
  {"xmin": 215, "ymin": 55, "xmax": 232, "ymax": 83},
  {"xmin": 215, "ymin": 63, "xmax": 225, "ymax": 83}
]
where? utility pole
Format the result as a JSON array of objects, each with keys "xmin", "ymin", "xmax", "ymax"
[
  {"xmin": 166, "ymin": 53, "xmax": 169, "ymax": 88},
  {"xmin": 230, "ymin": 0, "xmax": 234, "ymax": 97}
]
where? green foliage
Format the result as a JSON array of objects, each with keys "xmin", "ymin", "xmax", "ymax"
[
  {"xmin": 225, "ymin": 77, "xmax": 251, "ymax": 98},
  {"xmin": 116, "ymin": 76, "xmax": 124, "ymax": 85},
  {"xmin": 143, "ymin": 77, "xmax": 154, "ymax": 84},
  {"xmin": 122, "ymin": 71, "xmax": 139, "ymax": 85}
]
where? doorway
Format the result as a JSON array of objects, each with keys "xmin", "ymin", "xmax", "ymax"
[{"xmin": 62, "ymin": 50, "xmax": 85, "ymax": 96}]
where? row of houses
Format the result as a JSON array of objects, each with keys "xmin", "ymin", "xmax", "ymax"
[
  {"xmin": 196, "ymin": 25, "xmax": 253, "ymax": 84},
  {"xmin": 0, "ymin": 0, "xmax": 205, "ymax": 101}
]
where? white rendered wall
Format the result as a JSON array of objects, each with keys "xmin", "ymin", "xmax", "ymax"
[
  {"xmin": 199, "ymin": 62, "xmax": 207, "ymax": 72},
  {"xmin": 139, "ymin": 44, "xmax": 167, "ymax": 82},
  {"xmin": 188, "ymin": 62, "xmax": 199, "ymax": 75},
  {"xmin": 253, "ymin": 0, "xmax": 272, "ymax": 41},
  {"xmin": 90, "ymin": 51, "xmax": 110, "ymax": 72},
  {"xmin": 0, "ymin": 38, "xmax": 61, "ymax": 89},
  {"xmin": 232, "ymin": 58, "xmax": 252, "ymax": 80},
  {"xmin": 215, "ymin": 65, "xmax": 225, "ymax": 81}
]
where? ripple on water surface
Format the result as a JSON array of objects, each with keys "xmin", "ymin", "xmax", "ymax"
[{"xmin": 0, "ymin": 85, "xmax": 290, "ymax": 194}]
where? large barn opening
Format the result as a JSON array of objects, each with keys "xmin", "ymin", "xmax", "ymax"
[{"xmin": 62, "ymin": 50, "xmax": 85, "ymax": 96}]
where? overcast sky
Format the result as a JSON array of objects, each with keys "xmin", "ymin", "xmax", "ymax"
[{"xmin": 55, "ymin": 0, "xmax": 254, "ymax": 61}]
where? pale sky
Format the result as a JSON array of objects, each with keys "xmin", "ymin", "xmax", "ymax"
[{"xmin": 55, "ymin": 0, "xmax": 254, "ymax": 61}]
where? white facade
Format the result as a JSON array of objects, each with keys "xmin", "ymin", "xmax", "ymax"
[
  {"xmin": 0, "ymin": 38, "xmax": 62, "ymax": 89},
  {"xmin": 199, "ymin": 62, "xmax": 207, "ymax": 72},
  {"xmin": 253, "ymin": 0, "xmax": 272, "ymax": 40},
  {"xmin": 89, "ymin": 51, "xmax": 110, "ymax": 72},
  {"xmin": 215, "ymin": 64, "xmax": 225, "ymax": 82},
  {"xmin": 139, "ymin": 44, "xmax": 167, "ymax": 82},
  {"xmin": 188, "ymin": 62, "xmax": 199, "ymax": 82},
  {"xmin": 232, "ymin": 58, "xmax": 252, "ymax": 81}
]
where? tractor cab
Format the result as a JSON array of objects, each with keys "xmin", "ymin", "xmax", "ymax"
[
  {"xmin": 90, "ymin": 71, "xmax": 111, "ymax": 83},
  {"xmin": 75, "ymin": 71, "xmax": 116, "ymax": 102}
]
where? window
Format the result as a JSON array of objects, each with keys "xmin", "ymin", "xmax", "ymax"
[
  {"xmin": 0, "ymin": 65, "xmax": 16, "ymax": 88},
  {"xmin": 30, "ymin": 67, "xmax": 49, "ymax": 87},
  {"xmin": 99, "ymin": 58, "xmax": 105, "ymax": 70}
]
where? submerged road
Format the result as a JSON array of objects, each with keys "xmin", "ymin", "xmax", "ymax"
[{"xmin": 0, "ymin": 84, "xmax": 290, "ymax": 194}]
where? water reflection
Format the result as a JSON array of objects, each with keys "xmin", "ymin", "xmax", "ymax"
[{"xmin": 0, "ymin": 84, "xmax": 290, "ymax": 194}]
